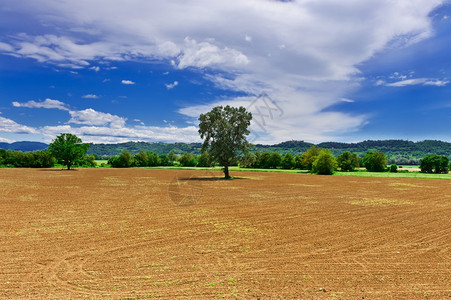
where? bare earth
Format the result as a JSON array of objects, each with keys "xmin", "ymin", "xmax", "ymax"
[{"xmin": 0, "ymin": 168, "xmax": 449, "ymax": 299}]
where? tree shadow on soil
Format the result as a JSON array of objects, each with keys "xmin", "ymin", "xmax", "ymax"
[
  {"xmin": 178, "ymin": 176, "xmax": 248, "ymax": 181},
  {"xmin": 38, "ymin": 169, "xmax": 79, "ymax": 171}
]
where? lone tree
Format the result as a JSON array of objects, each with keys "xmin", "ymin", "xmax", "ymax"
[
  {"xmin": 48, "ymin": 133, "xmax": 89, "ymax": 170},
  {"xmin": 199, "ymin": 105, "xmax": 252, "ymax": 179}
]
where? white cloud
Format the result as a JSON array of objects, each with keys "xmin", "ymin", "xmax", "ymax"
[
  {"xmin": 165, "ymin": 81, "xmax": 179, "ymax": 89},
  {"xmin": 41, "ymin": 124, "xmax": 200, "ymax": 144},
  {"xmin": 12, "ymin": 98, "xmax": 69, "ymax": 111},
  {"xmin": 176, "ymin": 37, "xmax": 249, "ymax": 69},
  {"xmin": 0, "ymin": 136, "xmax": 14, "ymax": 143},
  {"xmin": 341, "ymin": 98, "xmax": 355, "ymax": 103},
  {"xmin": 68, "ymin": 108, "xmax": 126, "ymax": 128},
  {"xmin": 424, "ymin": 79, "xmax": 449, "ymax": 87},
  {"xmin": 82, "ymin": 94, "xmax": 99, "ymax": 99},
  {"xmin": 90, "ymin": 66, "xmax": 100, "ymax": 72},
  {"xmin": 386, "ymin": 78, "xmax": 449, "ymax": 87},
  {"xmin": 0, "ymin": 0, "xmax": 446, "ymax": 142},
  {"xmin": 0, "ymin": 116, "xmax": 38, "ymax": 134},
  {"xmin": 375, "ymin": 79, "xmax": 386, "ymax": 86},
  {"xmin": 121, "ymin": 80, "xmax": 135, "ymax": 85}
]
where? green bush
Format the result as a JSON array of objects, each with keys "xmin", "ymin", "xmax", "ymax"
[{"xmin": 389, "ymin": 164, "xmax": 398, "ymax": 173}]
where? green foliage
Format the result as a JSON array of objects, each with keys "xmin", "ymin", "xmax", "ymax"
[
  {"xmin": 198, "ymin": 105, "xmax": 252, "ymax": 178},
  {"xmin": 312, "ymin": 149, "xmax": 337, "ymax": 175},
  {"xmin": 294, "ymin": 154, "xmax": 304, "ymax": 169},
  {"xmin": 389, "ymin": 164, "xmax": 398, "ymax": 173},
  {"xmin": 281, "ymin": 152, "xmax": 295, "ymax": 169},
  {"xmin": 302, "ymin": 146, "xmax": 321, "ymax": 170},
  {"xmin": 256, "ymin": 152, "xmax": 271, "ymax": 169},
  {"xmin": 133, "ymin": 151, "xmax": 149, "ymax": 167},
  {"xmin": 362, "ymin": 151, "xmax": 387, "ymax": 172},
  {"xmin": 48, "ymin": 133, "xmax": 89, "ymax": 170},
  {"xmin": 269, "ymin": 152, "xmax": 282, "ymax": 169},
  {"xmin": 147, "ymin": 152, "xmax": 161, "ymax": 167},
  {"xmin": 179, "ymin": 152, "xmax": 198, "ymax": 167},
  {"xmin": 337, "ymin": 151, "xmax": 360, "ymax": 171},
  {"xmin": 0, "ymin": 149, "xmax": 56, "ymax": 168},
  {"xmin": 197, "ymin": 152, "xmax": 212, "ymax": 167},
  {"xmin": 420, "ymin": 154, "xmax": 449, "ymax": 174},
  {"xmin": 240, "ymin": 152, "xmax": 256, "ymax": 168},
  {"xmin": 72, "ymin": 154, "xmax": 96, "ymax": 168},
  {"xmin": 167, "ymin": 151, "xmax": 178, "ymax": 162},
  {"xmin": 159, "ymin": 154, "xmax": 171, "ymax": 166},
  {"xmin": 108, "ymin": 150, "xmax": 133, "ymax": 168}
]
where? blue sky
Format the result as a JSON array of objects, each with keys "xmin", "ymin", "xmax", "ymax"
[{"xmin": 0, "ymin": 0, "xmax": 450, "ymax": 145}]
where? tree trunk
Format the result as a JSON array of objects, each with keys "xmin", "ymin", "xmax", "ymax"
[{"xmin": 223, "ymin": 165, "xmax": 230, "ymax": 179}]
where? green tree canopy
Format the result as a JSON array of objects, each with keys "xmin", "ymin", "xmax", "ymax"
[
  {"xmin": 302, "ymin": 146, "xmax": 321, "ymax": 170},
  {"xmin": 48, "ymin": 133, "xmax": 89, "ymax": 170},
  {"xmin": 362, "ymin": 151, "xmax": 387, "ymax": 172},
  {"xmin": 337, "ymin": 151, "xmax": 360, "ymax": 171},
  {"xmin": 420, "ymin": 154, "xmax": 449, "ymax": 174},
  {"xmin": 269, "ymin": 152, "xmax": 282, "ymax": 169},
  {"xmin": 198, "ymin": 105, "xmax": 252, "ymax": 179},
  {"xmin": 281, "ymin": 152, "xmax": 295, "ymax": 169},
  {"xmin": 312, "ymin": 149, "xmax": 337, "ymax": 175}
]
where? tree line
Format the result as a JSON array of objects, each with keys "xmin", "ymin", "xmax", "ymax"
[
  {"xmin": 104, "ymin": 146, "xmax": 449, "ymax": 175},
  {"xmin": 1, "ymin": 135, "xmax": 449, "ymax": 175}
]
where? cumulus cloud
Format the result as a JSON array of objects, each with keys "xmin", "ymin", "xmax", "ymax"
[
  {"xmin": 41, "ymin": 124, "xmax": 200, "ymax": 144},
  {"xmin": 177, "ymin": 38, "xmax": 249, "ymax": 69},
  {"xmin": 68, "ymin": 108, "xmax": 126, "ymax": 128},
  {"xmin": 0, "ymin": 116, "xmax": 38, "ymax": 134},
  {"xmin": 12, "ymin": 98, "xmax": 70, "ymax": 111},
  {"xmin": 6, "ymin": 99, "xmax": 200, "ymax": 143},
  {"xmin": 0, "ymin": 0, "xmax": 446, "ymax": 142},
  {"xmin": 165, "ymin": 81, "xmax": 179, "ymax": 89},
  {"xmin": 121, "ymin": 80, "xmax": 135, "ymax": 85}
]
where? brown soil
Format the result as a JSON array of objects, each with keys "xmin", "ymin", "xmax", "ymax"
[{"xmin": 0, "ymin": 168, "xmax": 450, "ymax": 299}]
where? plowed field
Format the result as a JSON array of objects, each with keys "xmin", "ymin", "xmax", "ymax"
[{"xmin": 0, "ymin": 168, "xmax": 450, "ymax": 299}]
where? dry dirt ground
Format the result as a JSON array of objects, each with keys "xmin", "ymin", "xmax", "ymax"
[{"xmin": 0, "ymin": 168, "xmax": 449, "ymax": 299}]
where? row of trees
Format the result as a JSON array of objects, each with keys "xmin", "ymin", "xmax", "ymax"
[
  {"xmin": 105, "ymin": 146, "xmax": 396, "ymax": 176},
  {"xmin": 420, "ymin": 154, "xmax": 449, "ymax": 174},
  {"xmin": 0, "ymin": 149, "xmax": 56, "ymax": 168},
  {"xmin": 241, "ymin": 147, "xmax": 386, "ymax": 174},
  {"xmin": 0, "ymin": 148, "xmax": 96, "ymax": 169},
  {"xmin": 0, "ymin": 133, "xmax": 95, "ymax": 169}
]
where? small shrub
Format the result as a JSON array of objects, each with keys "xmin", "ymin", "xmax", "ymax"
[{"xmin": 389, "ymin": 164, "xmax": 398, "ymax": 173}]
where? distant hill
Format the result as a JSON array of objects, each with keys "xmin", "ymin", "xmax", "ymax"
[
  {"xmin": 0, "ymin": 141, "xmax": 48, "ymax": 152},
  {"xmin": 2, "ymin": 140, "xmax": 450, "ymax": 163},
  {"xmin": 87, "ymin": 139, "xmax": 451, "ymax": 161}
]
